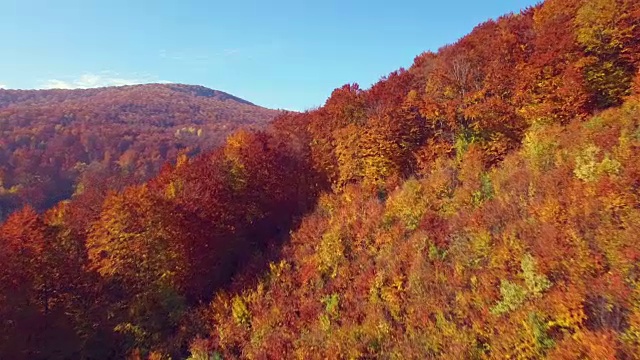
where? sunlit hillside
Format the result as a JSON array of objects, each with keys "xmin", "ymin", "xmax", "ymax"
[{"xmin": 1, "ymin": 0, "xmax": 639, "ymax": 358}]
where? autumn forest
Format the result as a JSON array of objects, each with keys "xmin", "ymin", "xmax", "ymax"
[{"xmin": 1, "ymin": 0, "xmax": 640, "ymax": 358}]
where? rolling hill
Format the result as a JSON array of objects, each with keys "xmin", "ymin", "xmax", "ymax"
[{"xmin": 0, "ymin": 83, "xmax": 280, "ymax": 220}]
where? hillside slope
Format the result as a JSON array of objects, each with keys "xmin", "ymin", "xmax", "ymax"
[
  {"xmin": 1, "ymin": 0, "xmax": 639, "ymax": 359},
  {"xmin": 0, "ymin": 84, "xmax": 279, "ymax": 220},
  {"xmin": 197, "ymin": 96, "xmax": 640, "ymax": 359}
]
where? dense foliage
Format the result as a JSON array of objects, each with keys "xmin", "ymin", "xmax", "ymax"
[
  {"xmin": 0, "ymin": 84, "xmax": 278, "ymax": 221},
  {"xmin": 197, "ymin": 98, "xmax": 640, "ymax": 359},
  {"xmin": 1, "ymin": 0, "xmax": 639, "ymax": 358}
]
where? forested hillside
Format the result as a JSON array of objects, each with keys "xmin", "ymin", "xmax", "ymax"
[
  {"xmin": 1, "ymin": 0, "xmax": 639, "ymax": 359},
  {"xmin": 197, "ymin": 94, "xmax": 640, "ymax": 359},
  {"xmin": 0, "ymin": 84, "xmax": 278, "ymax": 221}
]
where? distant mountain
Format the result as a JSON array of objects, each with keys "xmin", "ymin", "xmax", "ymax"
[
  {"xmin": 0, "ymin": 83, "xmax": 260, "ymax": 108},
  {"xmin": 0, "ymin": 84, "xmax": 280, "ymax": 220}
]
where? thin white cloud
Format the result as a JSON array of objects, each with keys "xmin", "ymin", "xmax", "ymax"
[
  {"xmin": 0, "ymin": 84, "xmax": 7, "ymax": 89},
  {"xmin": 40, "ymin": 72, "xmax": 171, "ymax": 90},
  {"xmin": 223, "ymin": 48, "xmax": 241, "ymax": 57},
  {"xmin": 159, "ymin": 43, "xmax": 281, "ymax": 66}
]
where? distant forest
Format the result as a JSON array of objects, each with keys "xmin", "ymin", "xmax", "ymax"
[{"xmin": 0, "ymin": 84, "xmax": 278, "ymax": 220}]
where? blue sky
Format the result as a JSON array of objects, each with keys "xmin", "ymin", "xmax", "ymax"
[{"xmin": 0, "ymin": 0, "xmax": 540, "ymax": 110}]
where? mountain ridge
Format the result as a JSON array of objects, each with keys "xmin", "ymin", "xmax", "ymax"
[
  {"xmin": 0, "ymin": 83, "xmax": 280, "ymax": 220},
  {"xmin": 0, "ymin": 83, "xmax": 265, "ymax": 109}
]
